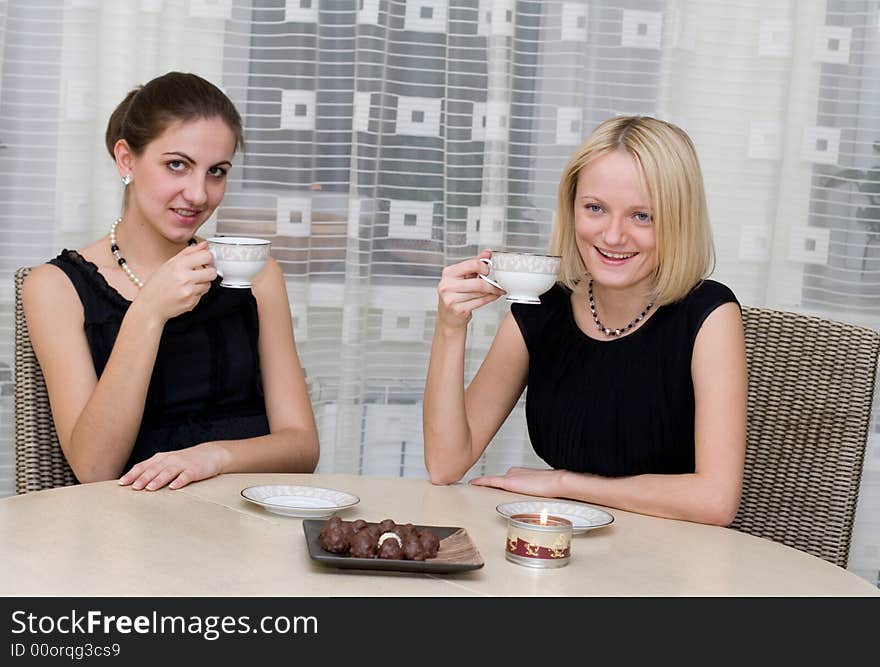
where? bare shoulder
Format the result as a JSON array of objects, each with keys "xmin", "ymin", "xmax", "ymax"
[
  {"xmin": 693, "ymin": 302, "xmax": 746, "ymax": 372},
  {"xmin": 698, "ymin": 301, "xmax": 744, "ymax": 340},
  {"xmin": 22, "ymin": 262, "xmax": 85, "ymax": 343},
  {"xmin": 22, "ymin": 263, "xmax": 78, "ymax": 308},
  {"xmin": 251, "ymin": 258, "xmax": 286, "ymax": 297},
  {"xmin": 494, "ymin": 310, "xmax": 528, "ymax": 350},
  {"xmin": 483, "ymin": 311, "xmax": 529, "ymax": 373},
  {"xmin": 250, "ymin": 258, "xmax": 295, "ymax": 321}
]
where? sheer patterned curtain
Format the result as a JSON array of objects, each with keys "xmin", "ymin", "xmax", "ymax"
[{"xmin": 1, "ymin": 0, "xmax": 877, "ymax": 585}]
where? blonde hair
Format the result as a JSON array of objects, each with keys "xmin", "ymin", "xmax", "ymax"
[{"xmin": 549, "ymin": 115, "xmax": 714, "ymax": 305}]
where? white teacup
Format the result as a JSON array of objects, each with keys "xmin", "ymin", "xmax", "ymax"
[
  {"xmin": 207, "ymin": 237, "xmax": 271, "ymax": 288},
  {"xmin": 478, "ymin": 251, "xmax": 561, "ymax": 304}
]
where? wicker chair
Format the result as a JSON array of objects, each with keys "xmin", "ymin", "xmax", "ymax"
[
  {"xmin": 13, "ymin": 267, "xmax": 78, "ymax": 493},
  {"xmin": 733, "ymin": 306, "xmax": 880, "ymax": 569}
]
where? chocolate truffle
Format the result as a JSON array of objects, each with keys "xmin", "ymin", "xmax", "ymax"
[
  {"xmin": 318, "ymin": 526, "xmax": 349, "ymax": 554},
  {"xmin": 378, "ymin": 531, "xmax": 402, "ymax": 547},
  {"xmin": 351, "ymin": 519, "xmax": 368, "ymax": 534},
  {"xmin": 349, "ymin": 530, "xmax": 377, "ymax": 558},
  {"xmin": 324, "ymin": 516, "xmax": 344, "ymax": 531},
  {"xmin": 365, "ymin": 524, "xmax": 382, "ymax": 543},
  {"xmin": 378, "ymin": 519, "xmax": 397, "ymax": 533},
  {"xmin": 378, "ymin": 539, "xmax": 404, "ymax": 560},
  {"xmin": 396, "ymin": 523, "xmax": 417, "ymax": 539},
  {"xmin": 402, "ymin": 536, "xmax": 426, "ymax": 561},
  {"xmin": 418, "ymin": 530, "xmax": 440, "ymax": 558}
]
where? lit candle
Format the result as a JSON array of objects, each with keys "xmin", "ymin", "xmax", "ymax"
[{"xmin": 505, "ymin": 512, "xmax": 572, "ymax": 569}]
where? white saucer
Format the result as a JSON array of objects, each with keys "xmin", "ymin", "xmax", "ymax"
[
  {"xmin": 496, "ymin": 500, "xmax": 614, "ymax": 534},
  {"xmin": 241, "ymin": 485, "xmax": 360, "ymax": 518}
]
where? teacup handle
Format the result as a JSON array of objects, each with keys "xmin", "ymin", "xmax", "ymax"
[
  {"xmin": 477, "ymin": 257, "xmax": 503, "ymax": 290},
  {"xmin": 208, "ymin": 247, "xmax": 224, "ymax": 278}
]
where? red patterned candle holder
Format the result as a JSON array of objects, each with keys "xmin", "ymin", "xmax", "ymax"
[{"xmin": 505, "ymin": 512, "xmax": 572, "ymax": 568}]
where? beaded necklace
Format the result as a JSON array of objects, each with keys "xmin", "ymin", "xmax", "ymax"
[
  {"xmin": 587, "ymin": 279, "xmax": 654, "ymax": 337},
  {"xmin": 109, "ymin": 217, "xmax": 196, "ymax": 289}
]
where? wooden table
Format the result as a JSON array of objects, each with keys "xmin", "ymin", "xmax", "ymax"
[{"xmin": 2, "ymin": 473, "xmax": 876, "ymax": 596}]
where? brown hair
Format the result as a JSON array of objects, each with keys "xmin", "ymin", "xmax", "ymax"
[
  {"xmin": 104, "ymin": 71, "xmax": 244, "ymax": 159},
  {"xmin": 549, "ymin": 115, "xmax": 714, "ymax": 305}
]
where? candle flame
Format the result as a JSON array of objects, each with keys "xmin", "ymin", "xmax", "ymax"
[{"xmin": 539, "ymin": 508, "xmax": 548, "ymax": 525}]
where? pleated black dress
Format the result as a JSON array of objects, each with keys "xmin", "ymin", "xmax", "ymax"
[
  {"xmin": 49, "ymin": 250, "xmax": 270, "ymax": 471},
  {"xmin": 511, "ymin": 280, "xmax": 738, "ymax": 476}
]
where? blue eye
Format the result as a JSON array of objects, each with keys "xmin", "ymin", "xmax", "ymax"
[
  {"xmin": 585, "ymin": 204, "xmax": 603, "ymax": 214},
  {"xmin": 167, "ymin": 160, "xmax": 186, "ymax": 172},
  {"xmin": 208, "ymin": 166, "xmax": 228, "ymax": 178},
  {"xmin": 634, "ymin": 212, "xmax": 653, "ymax": 223}
]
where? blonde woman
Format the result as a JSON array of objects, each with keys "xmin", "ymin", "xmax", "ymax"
[{"xmin": 423, "ymin": 116, "xmax": 746, "ymax": 526}]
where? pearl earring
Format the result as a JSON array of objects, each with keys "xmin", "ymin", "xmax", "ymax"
[{"xmin": 122, "ymin": 174, "xmax": 133, "ymax": 186}]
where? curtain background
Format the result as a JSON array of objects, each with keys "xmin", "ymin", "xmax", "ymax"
[{"xmin": 1, "ymin": 0, "xmax": 877, "ymax": 585}]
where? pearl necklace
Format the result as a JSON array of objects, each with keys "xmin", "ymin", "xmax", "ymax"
[
  {"xmin": 109, "ymin": 218, "xmax": 195, "ymax": 289},
  {"xmin": 588, "ymin": 279, "xmax": 654, "ymax": 337},
  {"xmin": 109, "ymin": 218, "xmax": 144, "ymax": 288}
]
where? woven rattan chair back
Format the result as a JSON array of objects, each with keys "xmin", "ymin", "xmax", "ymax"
[
  {"xmin": 14, "ymin": 267, "xmax": 77, "ymax": 493},
  {"xmin": 733, "ymin": 306, "xmax": 880, "ymax": 568}
]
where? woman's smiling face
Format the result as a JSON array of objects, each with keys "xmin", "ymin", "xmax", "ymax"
[
  {"xmin": 573, "ymin": 149, "xmax": 658, "ymax": 295},
  {"xmin": 123, "ymin": 116, "xmax": 236, "ymax": 243}
]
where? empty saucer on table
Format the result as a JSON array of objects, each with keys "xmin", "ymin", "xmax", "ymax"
[
  {"xmin": 495, "ymin": 501, "xmax": 614, "ymax": 534},
  {"xmin": 241, "ymin": 485, "xmax": 359, "ymax": 518}
]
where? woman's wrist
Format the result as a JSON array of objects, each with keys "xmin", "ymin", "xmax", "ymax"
[
  {"xmin": 125, "ymin": 295, "xmax": 167, "ymax": 333},
  {"xmin": 557, "ymin": 469, "xmax": 588, "ymax": 498},
  {"xmin": 435, "ymin": 318, "xmax": 470, "ymax": 339},
  {"xmin": 200, "ymin": 441, "xmax": 234, "ymax": 475}
]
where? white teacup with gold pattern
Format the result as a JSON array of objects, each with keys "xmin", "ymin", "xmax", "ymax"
[
  {"xmin": 207, "ymin": 237, "xmax": 271, "ymax": 288},
  {"xmin": 479, "ymin": 251, "xmax": 561, "ymax": 304}
]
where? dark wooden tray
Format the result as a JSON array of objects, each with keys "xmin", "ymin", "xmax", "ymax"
[{"xmin": 303, "ymin": 520, "xmax": 484, "ymax": 573}]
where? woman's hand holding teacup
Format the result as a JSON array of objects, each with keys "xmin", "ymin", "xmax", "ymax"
[
  {"xmin": 134, "ymin": 242, "xmax": 218, "ymax": 323},
  {"xmin": 436, "ymin": 249, "xmax": 506, "ymax": 329}
]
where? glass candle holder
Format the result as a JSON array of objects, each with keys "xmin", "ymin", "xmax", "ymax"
[{"xmin": 505, "ymin": 513, "xmax": 572, "ymax": 568}]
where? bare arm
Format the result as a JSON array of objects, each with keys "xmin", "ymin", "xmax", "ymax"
[
  {"xmin": 24, "ymin": 245, "xmax": 219, "ymax": 482},
  {"xmin": 24, "ymin": 264, "xmax": 164, "ymax": 482},
  {"xmin": 471, "ymin": 302, "xmax": 748, "ymax": 526},
  {"xmin": 207, "ymin": 257, "xmax": 319, "ymax": 473},
  {"xmin": 424, "ymin": 253, "xmax": 530, "ymax": 483},
  {"xmin": 120, "ymin": 258, "xmax": 319, "ymax": 490}
]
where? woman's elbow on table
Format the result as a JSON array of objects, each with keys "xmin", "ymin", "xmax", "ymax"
[
  {"xmin": 69, "ymin": 461, "xmax": 122, "ymax": 485},
  {"xmin": 698, "ymin": 491, "xmax": 741, "ymax": 527},
  {"xmin": 423, "ymin": 442, "xmax": 465, "ymax": 485},
  {"xmin": 295, "ymin": 427, "xmax": 321, "ymax": 473},
  {"xmin": 267, "ymin": 424, "xmax": 319, "ymax": 473},
  {"xmin": 428, "ymin": 472, "xmax": 460, "ymax": 486},
  {"xmin": 426, "ymin": 461, "xmax": 464, "ymax": 486},
  {"xmin": 61, "ymin": 442, "xmax": 124, "ymax": 484}
]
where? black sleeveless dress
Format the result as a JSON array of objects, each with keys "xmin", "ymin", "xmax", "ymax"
[
  {"xmin": 511, "ymin": 280, "xmax": 739, "ymax": 477},
  {"xmin": 49, "ymin": 250, "xmax": 270, "ymax": 471}
]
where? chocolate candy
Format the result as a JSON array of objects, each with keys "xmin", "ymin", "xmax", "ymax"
[
  {"xmin": 378, "ymin": 538, "xmax": 404, "ymax": 560},
  {"xmin": 418, "ymin": 530, "xmax": 440, "ymax": 558},
  {"xmin": 318, "ymin": 525, "xmax": 350, "ymax": 554},
  {"xmin": 402, "ymin": 536, "xmax": 426, "ymax": 561},
  {"xmin": 378, "ymin": 519, "xmax": 397, "ymax": 533},
  {"xmin": 318, "ymin": 518, "xmax": 441, "ymax": 561},
  {"xmin": 349, "ymin": 530, "xmax": 378, "ymax": 558}
]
